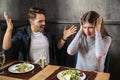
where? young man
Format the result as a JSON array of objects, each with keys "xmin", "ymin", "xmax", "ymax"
[{"xmin": 3, "ymin": 7, "xmax": 77, "ymax": 65}]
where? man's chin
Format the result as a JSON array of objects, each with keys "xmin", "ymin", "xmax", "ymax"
[{"xmin": 39, "ymin": 29, "xmax": 44, "ymax": 32}]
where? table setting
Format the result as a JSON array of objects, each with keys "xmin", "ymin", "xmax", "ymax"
[
  {"xmin": 0, "ymin": 61, "xmax": 42, "ymax": 80},
  {"xmin": 46, "ymin": 66, "xmax": 97, "ymax": 80},
  {"xmin": 0, "ymin": 61, "xmax": 110, "ymax": 80}
]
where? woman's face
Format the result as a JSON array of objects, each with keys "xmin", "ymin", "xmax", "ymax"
[{"xmin": 82, "ymin": 22, "xmax": 95, "ymax": 38}]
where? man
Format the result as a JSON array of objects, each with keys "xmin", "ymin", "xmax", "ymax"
[{"xmin": 3, "ymin": 7, "xmax": 77, "ymax": 65}]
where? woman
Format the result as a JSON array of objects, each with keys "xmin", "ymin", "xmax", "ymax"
[{"xmin": 67, "ymin": 11, "xmax": 112, "ymax": 71}]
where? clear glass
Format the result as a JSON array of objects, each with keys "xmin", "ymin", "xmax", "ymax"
[
  {"xmin": 0, "ymin": 52, "xmax": 5, "ymax": 74},
  {"xmin": 39, "ymin": 57, "xmax": 46, "ymax": 68},
  {"xmin": 38, "ymin": 56, "xmax": 46, "ymax": 79}
]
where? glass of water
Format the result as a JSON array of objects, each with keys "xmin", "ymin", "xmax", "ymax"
[
  {"xmin": 0, "ymin": 52, "xmax": 5, "ymax": 74},
  {"xmin": 39, "ymin": 57, "xmax": 46, "ymax": 68}
]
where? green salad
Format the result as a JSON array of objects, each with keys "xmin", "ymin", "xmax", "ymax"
[
  {"xmin": 13, "ymin": 63, "xmax": 32, "ymax": 73},
  {"xmin": 58, "ymin": 70, "xmax": 81, "ymax": 80}
]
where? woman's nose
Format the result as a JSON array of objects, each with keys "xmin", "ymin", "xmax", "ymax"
[{"xmin": 86, "ymin": 28, "xmax": 89, "ymax": 32}]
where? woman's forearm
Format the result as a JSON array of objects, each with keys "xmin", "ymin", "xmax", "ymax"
[
  {"xmin": 95, "ymin": 31, "xmax": 112, "ymax": 59},
  {"xmin": 67, "ymin": 30, "xmax": 82, "ymax": 55}
]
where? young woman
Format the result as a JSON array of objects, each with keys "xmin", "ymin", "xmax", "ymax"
[{"xmin": 67, "ymin": 11, "xmax": 112, "ymax": 71}]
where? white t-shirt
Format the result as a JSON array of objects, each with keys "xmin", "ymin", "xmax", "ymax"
[{"xmin": 30, "ymin": 32, "xmax": 49, "ymax": 64}]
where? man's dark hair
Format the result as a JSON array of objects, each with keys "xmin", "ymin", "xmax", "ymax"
[{"xmin": 27, "ymin": 7, "xmax": 45, "ymax": 20}]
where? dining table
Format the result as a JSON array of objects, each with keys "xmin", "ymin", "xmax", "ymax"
[{"xmin": 0, "ymin": 61, "xmax": 110, "ymax": 80}]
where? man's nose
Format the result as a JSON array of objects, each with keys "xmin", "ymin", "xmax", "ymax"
[{"xmin": 42, "ymin": 21, "xmax": 45, "ymax": 25}]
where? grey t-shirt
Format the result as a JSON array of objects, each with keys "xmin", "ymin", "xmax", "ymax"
[{"xmin": 67, "ymin": 30, "xmax": 112, "ymax": 71}]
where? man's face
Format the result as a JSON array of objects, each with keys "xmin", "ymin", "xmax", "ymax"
[{"xmin": 31, "ymin": 13, "xmax": 46, "ymax": 32}]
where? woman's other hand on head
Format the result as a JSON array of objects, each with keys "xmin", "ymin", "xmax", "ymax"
[
  {"xmin": 79, "ymin": 16, "xmax": 83, "ymax": 32},
  {"xmin": 95, "ymin": 16, "xmax": 102, "ymax": 32}
]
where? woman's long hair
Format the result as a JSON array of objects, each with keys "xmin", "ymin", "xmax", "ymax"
[
  {"xmin": 80, "ymin": 11, "xmax": 110, "ymax": 38},
  {"xmin": 79, "ymin": 11, "xmax": 111, "ymax": 53}
]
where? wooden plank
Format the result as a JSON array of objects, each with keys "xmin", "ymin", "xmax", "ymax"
[
  {"xmin": 95, "ymin": 72, "xmax": 110, "ymax": 80},
  {"xmin": 30, "ymin": 65, "xmax": 60, "ymax": 80}
]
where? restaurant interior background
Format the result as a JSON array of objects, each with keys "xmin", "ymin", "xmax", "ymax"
[{"xmin": 0, "ymin": 0, "xmax": 120, "ymax": 80}]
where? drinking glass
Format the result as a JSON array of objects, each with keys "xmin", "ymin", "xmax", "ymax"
[
  {"xmin": 39, "ymin": 56, "xmax": 46, "ymax": 68},
  {"xmin": 38, "ymin": 56, "xmax": 46, "ymax": 79},
  {"xmin": 0, "ymin": 52, "xmax": 5, "ymax": 74}
]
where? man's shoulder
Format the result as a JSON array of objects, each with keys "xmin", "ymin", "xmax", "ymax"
[{"xmin": 14, "ymin": 26, "xmax": 30, "ymax": 37}]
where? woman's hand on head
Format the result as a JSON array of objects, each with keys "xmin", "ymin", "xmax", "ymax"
[
  {"xmin": 79, "ymin": 20, "xmax": 83, "ymax": 32},
  {"xmin": 79, "ymin": 16, "xmax": 83, "ymax": 32},
  {"xmin": 95, "ymin": 16, "xmax": 103, "ymax": 32},
  {"xmin": 4, "ymin": 11, "xmax": 13, "ymax": 31},
  {"xmin": 63, "ymin": 25, "xmax": 77, "ymax": 40}
]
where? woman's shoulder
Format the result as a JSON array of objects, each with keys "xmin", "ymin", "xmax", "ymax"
[{"xmin": 104, "ymin": 36, "xmax": 112, "ymax": 40}]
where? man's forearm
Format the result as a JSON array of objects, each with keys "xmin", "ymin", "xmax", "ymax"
[
  {"xmin": 57, "ymin": 38, "xmax": 66, "ymax": 49},
  {"xmin": 2, "ymin": 30, "xmax": 12, "ymax": 50}
]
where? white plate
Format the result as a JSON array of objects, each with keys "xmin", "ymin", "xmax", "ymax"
[
  {"xmin": 57, "ymin": 70, "xmax": 86, "ymax": 80},
  {"xmin": 8, "ymin": 63, "xmax": 35, "ymax": 73}
]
